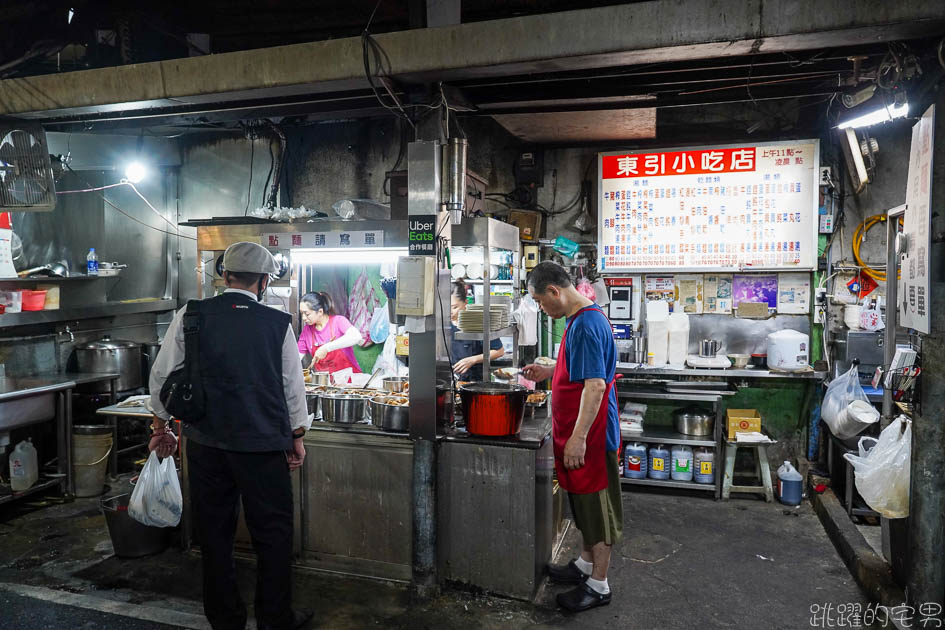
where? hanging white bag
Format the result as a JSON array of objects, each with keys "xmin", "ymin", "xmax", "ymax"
[
  {"xmin": 128, "ymin": 451, "xmax": 182, "ymax": 528},
  {"xmin": 843, "ymin": 416, "xmax": 912, "ymax": 518},
  {"xmin": 821, "ymin": 364, "xmax": 872, "ymax": 438}
]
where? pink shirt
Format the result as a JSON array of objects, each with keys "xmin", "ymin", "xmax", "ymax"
[{"xmin": 297, "ymin": 315, "xmax": 360, "ymax": 370}]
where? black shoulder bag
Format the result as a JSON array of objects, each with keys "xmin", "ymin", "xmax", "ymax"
[{"xmin": 159, "ymin": 300, "xmax": 206, "ymax": 423}]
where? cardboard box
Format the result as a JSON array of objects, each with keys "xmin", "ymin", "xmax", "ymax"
[{"xmin": 726, "ymin": 409, "xmax": 762, "ymax": 440}]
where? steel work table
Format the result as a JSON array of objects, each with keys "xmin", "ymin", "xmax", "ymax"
[{"xmin": 94, "ymin": 396, "xmax": 155, "ymax": 477}]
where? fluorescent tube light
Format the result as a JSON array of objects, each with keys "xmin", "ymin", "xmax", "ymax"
[
  {"xmin": 291, "ymin": 247, "xmax": 407, "ymax": 266},
  {"xmin": 837, "ymin": 101, "xmax": 908, "ymax": 130}
]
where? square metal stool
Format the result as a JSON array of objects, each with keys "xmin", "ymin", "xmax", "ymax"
[{"xmin": 722, "ymin": 441, "xmax": 775, "ymax": 502}]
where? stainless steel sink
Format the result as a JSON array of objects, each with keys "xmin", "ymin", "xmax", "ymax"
[{"xmin": 0, "ymin": 392, "xmax": 56, "ymax": 431}]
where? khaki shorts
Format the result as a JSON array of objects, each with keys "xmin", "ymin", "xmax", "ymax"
[{"xmin": 567, "ymin": 450, "xmax": 624, "ymax": 546}]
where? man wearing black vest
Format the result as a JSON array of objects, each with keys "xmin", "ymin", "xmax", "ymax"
[{"xmin": 148, "ymin": 241, "xmax": 312, "ymax": 630}]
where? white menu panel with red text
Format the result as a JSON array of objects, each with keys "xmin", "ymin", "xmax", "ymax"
[{"xmin": 598, "ymin": 141, "xmax": 819, "ymax": 272}]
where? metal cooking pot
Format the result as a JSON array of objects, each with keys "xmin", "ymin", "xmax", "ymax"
[
  {"xmin": 382, "ymin": 377, "xmax": 409, "ymax": 393},
  {"xmin": 459, "ymin": 382, "xmax": 528, "ymax": 437},
  {"xmin": 322, "ymin": 393, "xmax": 367, "ymax": 424},
  {"xmin": 75, "ymin": 335, "xmax": 143, "ymax": 393},
  {"xmin": 673, "ymin": 406, "xmax": 715, "ymax": 436},
  {"xmin": 370, "ymin": 396, "xmax": 409, "ymax": 432},
  {"xmin": 309, "ymin": 371, "xmax": 330, "ymax": 386},
  {"xmin": 306, "ymin": 386, "xmax": 340, "ymax": 419},
  {"xmin": 436, "ymin": 381, "xmax": 453, "ymax": 427}
]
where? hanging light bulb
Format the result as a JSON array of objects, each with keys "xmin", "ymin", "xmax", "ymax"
[{"xmin": 124, "ymin": 160, "xmax": 147, "ymax": 183}]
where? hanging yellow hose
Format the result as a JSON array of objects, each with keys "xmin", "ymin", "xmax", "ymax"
[{"xmin": 852, "ymin": 214, "xmax": 902, "ymax": 282}]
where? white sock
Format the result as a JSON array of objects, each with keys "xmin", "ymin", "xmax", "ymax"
[
  {"xmin": 574, "ymin": 556, "xmax": 593, "ymax": 575},
  {"xmin": 586, "ymin": 576, "xmax": 610, "ymax": 595}
]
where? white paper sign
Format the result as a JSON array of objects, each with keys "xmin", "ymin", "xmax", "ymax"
[
  {"xmin": 0, "ymin": 229, "xmax": 17, "ymax": 278},
  {"xmin": 262, "ymin": 231, "xmax": 384, "ymax": 249},
  {"xmin": 777, "ymin": 272, "xmax": 812, "ymax": 314},
  {"xmin": 899, "ymin": 105, "xmax": 935, "ymax": 334}
]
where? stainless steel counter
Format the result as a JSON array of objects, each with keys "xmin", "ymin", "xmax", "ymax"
[
  {"xmin": 299, "ymin": 426, "xmax": 415, "ymax": 581},
  {"xmin": 0, "ymin": 375, "xmax": 76, "ymax": 402},
  {"xmin": 443, "ymin": 413, "xmax": 552, "ymax": 450},
  {"xmin": 616, "ymin": 364, "xmax": 827, "ymax": 380},
  {"xmin": 438, "ymin": 415, "xmax": 555, "ymax": 600},
  {"xmin": 0, "ymin": 372, "xmax": 116, "ymax": 502}
]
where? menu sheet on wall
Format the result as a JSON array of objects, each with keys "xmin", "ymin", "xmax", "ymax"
[
  {"xmin": 899, "ymin": 105, "xmax": 935, "ymax": 334},
  {"xmin": 598, "ymin": 141, "xmax": 819, "ymax": 272}
]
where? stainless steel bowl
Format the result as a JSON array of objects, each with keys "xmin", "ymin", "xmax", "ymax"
[
  {"xmin": 382, "ymin": 377, "xmax": 409, "ymax": 393},
  {"xmin": 673, "ymin": 406, "xmax": 715, "ymax": 436},
  {"xmin": 370, "ymin": 396, "xmax": 410, "ymax": 432},
  {"xmin": 322, "ymin": 393, "xmax": 366, "ymax": 424}
]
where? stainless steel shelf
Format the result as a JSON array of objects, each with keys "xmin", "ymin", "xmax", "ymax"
[
  {"xmin": 621, "ymin": 425, "xmax": 717, "ymax": 447},
  {"xmin": 454, "ymin": 325, "xmax": 517, "ymax": 341},
  {"xmin": 0, "ymin": 276, "xmax": 101, "ymax": 283},
  {"xmin": 463, "ymin": 279, "xmax": 515, "ymax": 284},
  {"xmin": 616, "ymin": 389, "xmax": 722, "ymax": 403},
  {"xmin": 617, "ymin": 364, "xmax": 827, "ymax": 381},
  {"xmin": 0, "ymin": 299, "xmax": 177, "ymax": 327},
  {"xmin": 0, "ymin": 477, "xmax": 65, "ymax": 505},
  {"xmin": 619, "ymin": 477, "xmax": 716, "ymax": 492}
]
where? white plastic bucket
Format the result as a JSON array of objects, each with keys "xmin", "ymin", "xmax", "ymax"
[{"xmin": 73, "ymin": 426, "xmax": 113, "ymax": 497}]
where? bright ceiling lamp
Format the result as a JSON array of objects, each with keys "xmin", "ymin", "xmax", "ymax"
[
  {"xmin": 291, "ymin": 247, "xmax": 406, "ymax": 266},
  {"xmin": 837, "ymin": 100, "xmax": 909, "ymax": 130},
  {"xmin": 124, "ymin": 160, "xmax": 147, "ymax": 183}
]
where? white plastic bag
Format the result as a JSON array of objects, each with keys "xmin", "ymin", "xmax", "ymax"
[
  {"xmin": 373, "ymin": 335, "xmax": 408, "ymax": 378},
  {"xmin": 843, "ymin": 416, "xmax": 912, "ymax": 518},
  {"xmin": 129, "ymin": 451, "xmax": 182, "ymax": 528},
  {"xmin": 822, "ymin": 365, "xmax": 871, "ymax": 438}
]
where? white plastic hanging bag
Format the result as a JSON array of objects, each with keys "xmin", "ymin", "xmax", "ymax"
[
  {"xmin": 821, "ymin": 365, "xmax": 871, "ymax": 438},
  {"xmin": 129, "ymin": 451, "xmax": 182, "ymax": 528},
  {"xmin": 843, "ymin": 416, "xmax": 912, "ymax": 518},
  {"xmin": 369, "ymin": 304, "xmax": 390, "ymax": 344}
]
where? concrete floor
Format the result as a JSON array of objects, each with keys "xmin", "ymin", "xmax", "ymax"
[{"xmin": 0, "ymin": 481, "xmax": 869, "ymax": 630}]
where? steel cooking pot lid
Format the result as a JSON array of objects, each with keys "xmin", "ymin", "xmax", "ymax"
[
  {"xmin": 77, "ymin": 335, "xmax": 141, "ymax": 350},
  {"xmin": 674, "ymin": 405, "xmax": 712, "ymax": 416},
  {"xmin": 459, "ymin": 382, "xmax": 527, "ymax": 394}
]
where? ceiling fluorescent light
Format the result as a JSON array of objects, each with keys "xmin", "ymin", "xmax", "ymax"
[
  {"xmin": 837, "ymin": 101, "xmax": 908, "ymax": 130},
  {"xmin": 291, "ymin": 248, "xmax": 406, "ymax": 266}
]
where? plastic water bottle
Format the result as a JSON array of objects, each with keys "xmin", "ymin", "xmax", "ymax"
[
  {"xmin": 623, "ymin": 442, "xmax": 648, "ymax": 479},
  {"xmin": 671, "ymin": 445, "xmax": 693, "ymax": 482},
  {"xmin": 694, "ymin": 447, "xmax": 716, "ymax": 484},
  {"xmin": 86, "ymin": 248, "xmax": 99, "ymax": 276},
  {"xmin": 777, "ymin": 461, "xmax": 803, "ymax": 506},
  {"xmin": 648, "ymin": 444, "xmax": 670, "ymax": 480},
  {"xmin": 10, "ymin": 439, "xmax": 38, "ymax": 491}
]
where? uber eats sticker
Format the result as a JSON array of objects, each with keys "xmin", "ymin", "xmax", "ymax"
[{"xmin": 409, "ymin": 215, "xmax": 436, "ymax": 255}]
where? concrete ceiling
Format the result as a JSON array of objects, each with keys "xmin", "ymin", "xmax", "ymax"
[
  {"xmin": 493, "ymin": 107, "xmax": 657, "ymax": 143},
  {"xmin": 0, "ymin": 0, "xmax": 940, "ymax": 141}
]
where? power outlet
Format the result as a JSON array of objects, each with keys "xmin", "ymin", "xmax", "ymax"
[{"xmin": 814, "ymin": 287, "xmax": 828, "ymax": 305}]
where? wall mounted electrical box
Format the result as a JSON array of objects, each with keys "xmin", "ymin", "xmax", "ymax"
[{"xmin": 395, "ymin": 256, "xmax": 435, "ymax": 316}]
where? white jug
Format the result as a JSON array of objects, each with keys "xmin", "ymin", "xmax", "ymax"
[{"xmin": 9, "ymin": 439, "xmax": 38, "ymax": 492}]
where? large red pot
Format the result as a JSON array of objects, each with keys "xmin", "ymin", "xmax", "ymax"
[{"xmin": 459, "ymin": 382, "xmax": 528, "ymax": 436}]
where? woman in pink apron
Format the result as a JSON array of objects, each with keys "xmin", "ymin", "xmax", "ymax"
[{"xmin": 297, "ymin": 292, "xmax": 362, "ymax": 376}]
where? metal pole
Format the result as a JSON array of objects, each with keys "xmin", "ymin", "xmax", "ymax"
[
  {"xmin": 407, "ymin": 140, "xmax": 441, "ymax": 598},
  {"xmin": 882, "ymin": 206, "xmax": 904, "ymax": 423}
]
